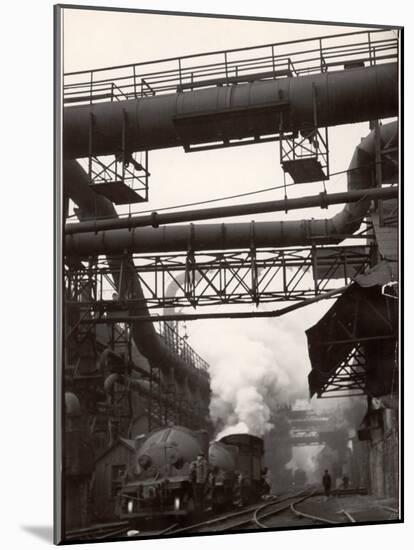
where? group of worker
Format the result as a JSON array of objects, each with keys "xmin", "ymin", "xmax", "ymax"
[
  {"xmin": 188, "ymin": 453, "xmax": 270, "ymax": 511},
  {"xmin": 190, "ymin": 456, "xmax": 353, "ymax": 508},
  {"xmin": 188, "ymin": 453, "xmax": 248, "ymax": 510},
  {"xmin": 189, "ymin": 459, "xmax": 350, "ymax": 505}
]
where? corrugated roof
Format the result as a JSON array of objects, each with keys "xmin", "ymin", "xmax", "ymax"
[{"xmin": 306, "ymin": 281, "xmax": 397, "ymax": 398}]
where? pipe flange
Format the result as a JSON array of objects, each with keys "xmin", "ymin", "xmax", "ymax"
[
  {"xmin": 319, "ymin": 191, "xmax": 329, "ymax": 209},
  {"xmin": 151, "ymin": 211, "xmax": 159, "ymax": 228}
]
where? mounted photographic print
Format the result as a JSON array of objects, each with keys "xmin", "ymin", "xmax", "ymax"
[{"xmin": 54, "ymin": 4, "xmax": 402, "ymax": 544}]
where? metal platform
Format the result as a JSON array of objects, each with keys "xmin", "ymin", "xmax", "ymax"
[
  {"xmin": 282, "ymin": 157, "xmax": 328, "ymax": 184},
  {"xmin": 90, "ymin": 181, "xmax": 147, "ymax": 205}
]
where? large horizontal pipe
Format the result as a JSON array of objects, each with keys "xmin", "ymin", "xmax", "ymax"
[
  {"xmin": 62, "ymin": 216, "xmax": 367, "ymax": 256},
  {"xmin": 65, "ymin": 121, "xmax": 398, "ymax": 257},
  {"xmin": 65, "ymin": 187, "xmax": 397, "ymax": 235},
  {"xmin": 63, "ymin": 63, "xmax": 398, "ymax": 158}
]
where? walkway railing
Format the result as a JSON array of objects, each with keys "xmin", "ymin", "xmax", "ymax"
[
  {"xmin": 64, "ymin": 29, "xmax": 398, "ymax": 105},
  {"xmin": 157, "ymin": 320, "xmax": 210, "ymax": 378}
]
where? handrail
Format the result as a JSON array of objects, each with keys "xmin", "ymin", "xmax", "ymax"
[
  {"xmin": 63, "ymin": 29, "xmax": 398, "ymax": 105},
  {"xmin": 157, "ymin": 321, "xmax": 210, "ymax": 376},
  {"xmin": 63, "ymin": 30, "xmax": 398, "ymax": 110},
  {"xmin": 64, "ymin": 28, "xmax": 393, "ymax": 76}
]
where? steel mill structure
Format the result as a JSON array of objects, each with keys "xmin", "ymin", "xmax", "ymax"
[{"xmin": 61, "ymin": 28, "xmax": 400, "ymax": 530}]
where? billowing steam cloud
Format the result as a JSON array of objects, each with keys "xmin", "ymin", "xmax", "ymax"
[
  {"xmin": 189, "ymin": 302, "xmax": 332, "ymax": 438},
  {"xmin": 285, "ymin": 445, "xmax": 323, "ymax": 483}
]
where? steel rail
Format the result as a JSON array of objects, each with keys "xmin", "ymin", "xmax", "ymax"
[
  {"xmin": 342, "ymin": 510, "xmax": 356, "ymax": 523},
  {"xmin": 167, "ymin": 489, "xmax": 312, "ymax": 535},
  {"xmin": 165, "ymin": 496, "xmax": 281, "ymax": 536},
  {"xmin": 253, "ymin": 489, "xmax": 316, "ymax": 528},
  {"xmin": 65, "ymin": 521, "xmax": 129, "ymax": 542},
  {"xmin": 214, "ymin": 492, "xmax": 314, "ymax": 532},
  {"xmin": 290, "ymin": 500, "xmax": 341, "ymax": 525}
]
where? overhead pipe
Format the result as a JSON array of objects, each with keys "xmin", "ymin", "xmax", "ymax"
[
  {"xmin": 65, "ymin": 186, "xmax": 397, "ymax": 235},
  {"xmin": 63, "ymin": 63, "xmax": 398, "ymax": 158},
  {"xmin": 65, "ymin": 121, "xmax": 398, "ymax": 256},
  {"xmin": 64, "ymin": 159, "xmax": 209, "ymax": 390}
]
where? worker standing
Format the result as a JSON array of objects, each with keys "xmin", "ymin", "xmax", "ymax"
[
  {"xmin": 192, "ymin": 453, "xmax": 208, "ymax": 510},
  {"xmin": 342, "ymin": 474, "xmax": 350, "ymax": 490},
  {"xmin": 322, "ymin": 469, "xmax": 332, "ymax": 498}
]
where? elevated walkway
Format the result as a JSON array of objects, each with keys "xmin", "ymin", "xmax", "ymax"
[{"xmin": 64, "ymin": 29, "xmax": 397, "ymax": 105}]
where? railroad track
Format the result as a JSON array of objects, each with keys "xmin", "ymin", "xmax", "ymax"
[
  {"xmin": 165, "ymin": 489, "xmax": 316, "ymax": 535},
  {"xmin": 65, "ymin": 521, "xmax": 129, "ymax": 542},
  {"xmin": 64, "ymin": 489, "xmax": 365, "ymax": 541},
  {"xmin": 290, "ymin": 497, "xmax": 358, "ymax": 526}
]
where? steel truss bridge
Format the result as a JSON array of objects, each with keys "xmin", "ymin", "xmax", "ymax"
[{"xmin": 65, "ymin": 243, "xmax": 373, "ymax": 312}]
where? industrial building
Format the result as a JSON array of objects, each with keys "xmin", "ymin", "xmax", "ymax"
[{"xmin": 58, "ymin": 13, "xmax": 400, "ymax": 539}]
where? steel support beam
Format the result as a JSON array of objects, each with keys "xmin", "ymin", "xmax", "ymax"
[
  {"xmin": 315, "ymin": 344, "xmax": 367, "ymax": 398},
  {"xmin": 76, "ymin": 285, "xmax": 349, "ymax": 324},
  {"xmin": 65, "ymin": 245, "xmax": 371, "ymax": 310}
]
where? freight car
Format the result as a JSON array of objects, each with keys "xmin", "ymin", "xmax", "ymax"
[{"xmin": 116, "ymin": 426, "xmax": 267, "ymax": 521}]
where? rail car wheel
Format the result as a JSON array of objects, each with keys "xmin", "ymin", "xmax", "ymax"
[
  {"xmin": 212, "ymin": 489, "xmax": 226, "ymax": 513},
  {"xmin": 187, "ymin": 496, "xmax": 195, "ymax": 513},
  {"xmin": 182, "ymin": 492, "xmax": 196, "ymax": 516}
]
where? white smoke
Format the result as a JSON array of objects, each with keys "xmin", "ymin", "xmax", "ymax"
[
  {"xmin": 286, "ymin": 445, "xmax": 323, "ymax": 483},
  {"xmin": 189, "ymin": 301, "xmax": 332, "ymax": 438}
]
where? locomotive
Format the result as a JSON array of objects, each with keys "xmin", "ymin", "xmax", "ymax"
[{"xmin": 116, "ymin": 425, "xmax": 267, "ymax": 521}]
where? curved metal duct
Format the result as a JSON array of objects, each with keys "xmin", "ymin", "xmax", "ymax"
[
  {"xmin": 97, "ymin": 347, "xmax": 124, "ymax": 373},
  {"xmin": 64, "ymin": 63, "xmax": 398, "ymax": 158},
  {"xmin": 64, "ymin": 160, "xmax": 209, "ymax": 391},
  {"xmin": 66, "ymin": 121, "xmax": 398, "ymax": 256},
  {"xmin": 103, "ymin": 372, "xmax": 122, "ymax": 394}
]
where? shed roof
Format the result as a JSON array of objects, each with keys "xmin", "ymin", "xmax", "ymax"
[
  {"xmin": 306, "ymin": 275, "xmax": 397, "ymax": 398},
  {"xmin": 95, "ymin": 437, "xmax": 136, "ymax": 464}
]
